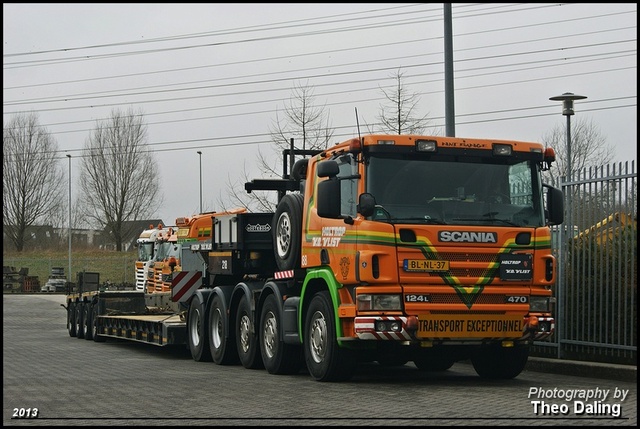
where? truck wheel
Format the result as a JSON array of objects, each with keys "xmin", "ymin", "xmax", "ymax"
[
  {"xmin": 208, "ymin": 294, "xmax": 238, "ymax": 365},
  {"xmin": 235, "ymin": 295, "xmax": 263, "ymax": 369},
  {"xmin": 304, "ymin": 291, "xmax": 356, "ymax": 382},
  {"xmin": 188, "ymin": 294, "xmax": 212, "ymax": 362},
  {"xmin": 259, "ymin": 294, "xmax": 303, "ymax": 375},
  {"xmin": 471, "ymin": 344, "xmax": 529, "ymax": 379},
  {"xmin": 83, "ymin": 303, "xmax": 94, "ymax": 340},
  {"xmin": 75, "ymin": 302, "xmax": 85, "ymax": 339},
  {"xmin": 67, "ymin": 302, "xmax": 77, "ymax": 337},
  {"xmin": 273, "ymin": 193, "xmax": 303, "ymax": 271},
  {"xmin": 413, "ymin": 352, "xmax": 455, "ymax": 371},
  {"xmin": 91, "ymin": 304, "xmax": 105, "ymax": 342}
]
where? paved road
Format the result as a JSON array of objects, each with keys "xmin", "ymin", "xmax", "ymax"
[{"xmin": 3, "ymin": 294, "xmax": 637, "ymax": 426}]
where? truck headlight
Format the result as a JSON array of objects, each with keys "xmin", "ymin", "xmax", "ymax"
[{"xmin": 357, "ymin": 294, "xmax": 402, "ymax": 311}]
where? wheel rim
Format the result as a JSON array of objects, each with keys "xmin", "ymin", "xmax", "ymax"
[
  {"xmin": 190, "ymin": 308, "xmax": 202, "ymax": 347},
  {"xmin": 92, "ymin": 314, "xmax": 98, "ymax": 338},
  {"xmin": 75, "ymin": 305, "xmax": 82, "ymax": 332},
  {"xmin": 211, "ymin": 308, "xmax": 223, "ymax": 349},
  {"xmin": 262, "ymin": 311, "xmax": 277, "ymax": 359},
  {"xmin": 309, "ymin": 311, "xmax": 327, "ymax": 364},
  {"xmin": 276, "ymin": 212, "xmax": 291, "ymax": 258},
  {"xmin": 67, "ymin": 304, "xmax": 74, "ymax": 331},
  {"xmin": 239, "ymin": 314, "xmax": 251, "ymax": 353}
]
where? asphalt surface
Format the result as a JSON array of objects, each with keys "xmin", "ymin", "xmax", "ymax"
[{"xmin": 4, "ymin": 293, "xmax": 637, "ymax": 426}]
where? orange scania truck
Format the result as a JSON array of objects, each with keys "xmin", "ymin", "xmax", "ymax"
[{"xmin": 66, "ymin": 134, "xmax": 564, "ymax": 382}]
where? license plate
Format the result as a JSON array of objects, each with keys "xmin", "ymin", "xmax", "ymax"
[
  {"xmin": 403, "ymin": 259, "xmax": 449, "ymax": 272},
  {"xmin": 417, "ymin": 314, "xmax": 524, "ymax": 338}
]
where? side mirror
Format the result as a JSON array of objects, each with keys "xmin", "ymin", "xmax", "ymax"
[
  {"xmin": 545, "ymin": 185, "xmax": 564, "ymax": 225},
  {"xmin": 317, "ymin": 178, "xmax": 341, "ymax": 218},
  {"xmin": 357, "ymin": 193, "xmax": 375, "ymax": 217},
  {"xmin": 317, "ymin": 160, "xmax": 339, "ymax": 178}
]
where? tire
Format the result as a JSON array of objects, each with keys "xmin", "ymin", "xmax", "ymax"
[
  {"xmin": 75, "ymin": 302, "xmax": 85, "ymax": 339},
  {"xmin": 92, "ymin": 304, "xmax": 106, "ymax": 342},
  {"xmin": 377, "ymin": 356, "xmax": 409, "ymax": 367},
  {"xmin": 413, "ymin": 351, "xmax": 455, "ymax": 372},
  {"xmin": 83, "ymin": 303, "xmax": 93, "ymax": 340},
  {"xmin": 260, "ymin": 294, "xmax": 303, "ymax": 375},
  {"xmin": 208, "ymin": 294, "xmax": 238, "ymax": 365},
  {"xmin": 273, "ymin": 193, "xmax": 303, "ymax": 271},
  {"xmin": 235, "ymin": 294, "xmax": 263, "ymax": 369},
  {"xmin": 188, "ymin": 294, "xmax": 212, "ymax": 362},
  {"xmin": 471, "ymin": 344, "xmax": 529, "ymax": 379},
  {"xmin": 304, "ymin": 291, "xmax": 356, "ymax": 382},
  {"xmin": 67, "ymin": 302, "xmax": 77, "ymax": 337}
]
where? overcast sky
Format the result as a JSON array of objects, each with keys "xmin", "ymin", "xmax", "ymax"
[{"xmin": 3, "ymin": 3, "xmax": 637, "ymax": 226}]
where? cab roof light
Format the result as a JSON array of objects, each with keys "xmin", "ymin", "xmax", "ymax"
[
  {"xmin": 348, "ymin": 138, "xmax": 362, "ymax": 153},
  {"xmin": 376, "ymin": 139, "xmax": 396, "ymax": 145},
  {"xmin": 416, "ymin": 139, "xmax": 437, "ymax": 152},
  {"xmin": 493, "ymin": 144, "xmax": 512, "ymax": 156}
]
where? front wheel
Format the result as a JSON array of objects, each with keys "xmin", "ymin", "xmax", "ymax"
[
  {"xmin": 304, "ymin": 291, "xmax": 356, "ymax": 382},
  {"xmin": 260, "ymin": 294, "xmax": 303, "ymax": 375},
  {"xmin": 236, "ymin": 295, "xmax": 263, "ymax": 369},
  {"xmin": 188, "ymin": 294, "xmax": 212, "ymax": 362},
  {"xmin": 471, "ymin": 344, "xmax": 529, "ymax": 379}
]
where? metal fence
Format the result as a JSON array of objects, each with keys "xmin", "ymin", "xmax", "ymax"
[{"xmin": 534, "ymin": 161, "xmax": 637, "ymax": 365}]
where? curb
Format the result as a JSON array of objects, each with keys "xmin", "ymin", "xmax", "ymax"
[{"xmin": 526, "ymin": 357, "xmax": 637, "ymax": 382}]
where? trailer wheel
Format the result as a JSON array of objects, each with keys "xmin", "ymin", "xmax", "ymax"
[
  {"xmin": 273, "ymin": 193, "xmax": 303, "ymax": 271},
  {"xmin": 259, "ymin": 294, "xmax": 303, "ymax": 375},
  {"xmin": 75, "ymin": 302, "xmax": 85, "ymax": 339},
  {"xmin": 188, "ymin": 294, "xmax": 212, "ymax": 362},
  {"xmin": 67, "ymin": 302, "xmax": 77, "ymax": 337},
  {"xmin": 304, "ymin": 291, "xmax": 356, "ymax": 382},
  {"xmin": 92, "ymin": 304, "xmax": 105, "ymax": 342},
  {"xmin": 471, "ymin": 344, "xmax": 529, "ymax": 379},
  {"xmin": 413, "ymin": 351, "xmax": 455, "ymax": 372},
  {"xmin": 208, "ymin": 294, "xmax": 238, "ymax": 365},
  {"xmin": 235, "ymin": 295, "xmax": 264, "ymax": 369},
  {"xmin": 83, "ymin": 303, "xmax": 93, "ymax": 340}
]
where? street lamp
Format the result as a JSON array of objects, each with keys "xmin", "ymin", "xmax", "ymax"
[
  {"xmin": 66, "ymin": 154, "xmax": 72, "ymax": 287},
  {"xmin": 549, "ymin": 92, "xmax": 587, "ymax": 180},
  {"xmin": 197, "ymin": 151, "xmax": 202, "ymax": 213},
  {"xmin": 549, "ymin": 92, "xmax": 586, "ymax": 359}
]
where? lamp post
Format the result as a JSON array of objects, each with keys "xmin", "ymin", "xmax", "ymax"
[
  {"xmin": 66, "ymin": 154, "xmax": 72, "ymax": 287},
  {"xmin": 548, "ymin": 92, "xmax": 586, "ymax": 359},
  {"xmin": 549, "ymin": 92, "xmax": 587, "ymax": 180},
  {"xmin": 197, "ymin": 151, "xmax": 202, "ymax": 213}
]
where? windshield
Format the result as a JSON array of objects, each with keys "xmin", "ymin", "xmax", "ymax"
[
  {"xmin": 137, "ymin": 242, "xmax": 154, "ymax": 261},
  {"xmin": 154, "ymin": 242, "xmax": 180, "ymax": 261},
  {"xmin": 366, "ymin": 155, "xmax": 544, "ymax": 227}
]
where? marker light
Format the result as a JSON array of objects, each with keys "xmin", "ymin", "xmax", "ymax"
[
  {"xmin": 416, "ymin": 140, "xmax": 437, "ymax": 152},
  {"xmin": 493, "ymin": 144, "xmax": 512, "ymax": 156}
]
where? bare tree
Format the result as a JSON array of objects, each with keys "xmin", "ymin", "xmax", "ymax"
[
  {"xmin": 222, "ymin": 81, "xmax": 334, "ymax": 212},
  {"xmin": 3, "ymin": 112, "xmax": 66, "ymax": 251},
  {"xmin": 78, "ymin": 108, "xmax": 160, "ymax": 251},
  {"xmin": 369, "ymin": 68, "xmax": 438, "ymax": 135},
  {"xmin": 542, "ymin": 117, "xmax": 615, "ymax": 187}
]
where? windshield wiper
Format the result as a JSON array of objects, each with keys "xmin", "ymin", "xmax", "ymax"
[
  {"xmin": 453, "ymin": 217, "xmax": 518, "ymax": 226},
  {"xmin": 391, "ymin": 217, "xmax": 447, "ymax": 225}
]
